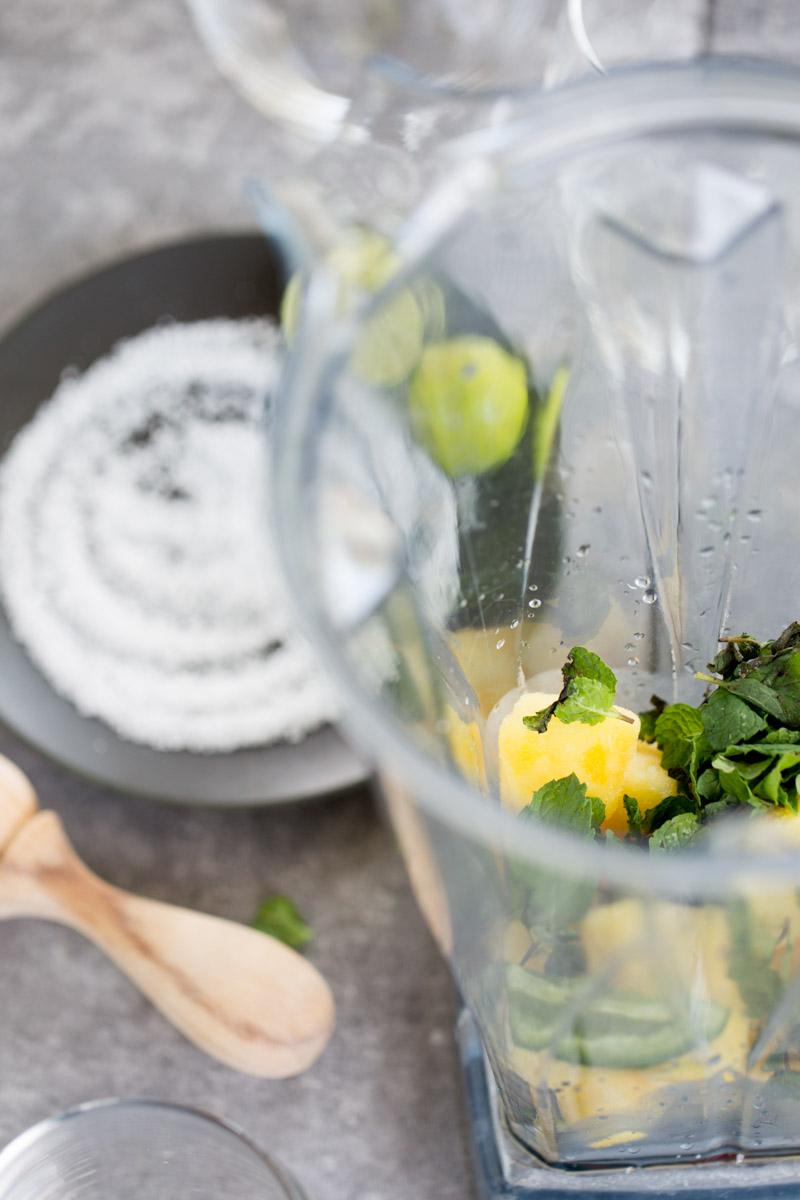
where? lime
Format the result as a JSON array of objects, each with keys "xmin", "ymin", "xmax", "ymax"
[
  {"xmin": 280, "ymin": 230, "xmax": 424, "ymax": 388},
  {"xmin": 408, "ymin": 336, "xmax": 529, "ymax": 478},
  {"xmin": 532, "ymin": 364, "xmax": 570, "ymax": 479}
]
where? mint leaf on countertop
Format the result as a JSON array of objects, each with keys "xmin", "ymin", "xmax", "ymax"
[{"xmin": 252, "ymin": 894, "xmax": 313, "ymax": 949}]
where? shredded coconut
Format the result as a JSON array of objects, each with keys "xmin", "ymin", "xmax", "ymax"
[{"xmin": 0, "ymin": 317, "xmax": 339, "ymax": 753}]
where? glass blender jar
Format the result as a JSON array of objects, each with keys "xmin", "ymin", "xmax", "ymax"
[{"xmin": 273, "ymin": 62, "xmax": 800, "ymax": 1197}]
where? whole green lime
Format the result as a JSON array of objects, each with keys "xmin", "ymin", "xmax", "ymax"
[{"xmin": 408, "ymin": 336, "xmax": 529, "ymax": 477}]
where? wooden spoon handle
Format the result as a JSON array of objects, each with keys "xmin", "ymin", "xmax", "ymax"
[
  {"xmin": 0, "ymin": 756, "xmax": 38, "ymax": 854},
  {"xmin": 0, "ymin": 810, "xmax": 334, "ymax": 1077}
]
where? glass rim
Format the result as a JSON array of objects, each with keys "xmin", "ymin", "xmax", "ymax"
[
  {"xmin": 0, "ymin": 1098, "xmax": 308, "ymax": 1200},
  {"xmin": 276, "ymin": 59, "xmax": 800, "ymax": 897}
]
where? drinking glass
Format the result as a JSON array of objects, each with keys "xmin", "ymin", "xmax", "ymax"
[
  {"xmin": 272, "ymin": 60, "xmax": 800, "ymax": 1196},
  {"xmin": 0, "ymin": 1099, "xmax": 308, "ymax": 1199}
]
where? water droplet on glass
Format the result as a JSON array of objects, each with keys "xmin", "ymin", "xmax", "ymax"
[
  {"xmin": 640, "ymin": 470, "xmax": 653, "ymax": 490},
  {"xmin": 627, "ymin": 656, "xmax": 639, "ymax": 667},
  {"xmin": 634, "ymin": 575, "xmax": 650, "ymax": 589},
  {"xmin": 740, "ymin": 534, "xmax": 751, "ymax": 544},
  {"xmin": 496, "ymin": 639, "xmax": 506, "ymax": 649},
  {"xmin": 625, "ymin": 643, "xmax": 634, "ymax": 651},
  {"xmin": 707, "ymin": 520, "xmax": 723, "ymax": 533},
  {"xmin": 510, "ymin": 619, "xmax": 520, "ymax": 629},
  {"xmin": 576, "ymin": 544, "xmax": 590, "ymax": 557},
  {"xmin": 699, "ymin": 546, "xmax": 714, "ymax": 556},
  {"xmin": 747, "ymin": 509, "xmax": 763, "ymax": 522},
  {"xmin": 634, "ymin": 631, "xmax": 645, "ymax": 640},
  {"xmin": 528, "ymin": 598, "xmax": 542, "ymax": 609},
  {"xmin": 528, "ymin": 583, "xmax": 538, "ymax": 593},
  {"xmin": 643, "ymin": 589, "xmax": 658, "ymax": 605}
]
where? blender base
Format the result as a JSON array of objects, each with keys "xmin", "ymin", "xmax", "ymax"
[{"xmin": 455, "ymin": 1009, "xmax": 800, "ymax": 1200}]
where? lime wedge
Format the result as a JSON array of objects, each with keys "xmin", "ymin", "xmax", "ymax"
[
  {"xmin": 408, "ymin": 336, "xmax": 529, "ymax": 478},
  {"xmin": 280, "ymin": 231, "xmax": 424, "ymax": 387}
]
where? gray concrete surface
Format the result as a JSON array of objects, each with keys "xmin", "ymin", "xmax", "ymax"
[{"xmin": 0, "ymin": 3, "xmax": 474, "ymax": 1198}]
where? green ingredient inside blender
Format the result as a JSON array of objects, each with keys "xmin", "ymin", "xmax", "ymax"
[
  {"xmin": 507, "ymin": 965, "xmax": 729, "ymax": 1067},
  {"xmin": 498, "ymin": 623, "xmax": 800, "ymax": 1103},
  {"xmin": 526, "ymin": 621, "xmax": 800, "ymax": 849}
]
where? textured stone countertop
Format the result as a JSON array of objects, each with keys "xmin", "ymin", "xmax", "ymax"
[{"xmin": 0, "ymin": 3, "xmax": 474, "ymax": 1198}]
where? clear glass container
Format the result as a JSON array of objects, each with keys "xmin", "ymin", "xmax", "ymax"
[
  {"xmin": 273, "ymin": 61, "xmax": 800, "ymax": 1182},
  {"xmin": 0, "ymin": 1099, "xmax": 308, "ymax": 1200}
]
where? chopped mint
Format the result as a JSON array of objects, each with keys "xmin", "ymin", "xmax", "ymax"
[{"xmin": 252, "ymin": 894, "xmax": 313, "ymax": 949}]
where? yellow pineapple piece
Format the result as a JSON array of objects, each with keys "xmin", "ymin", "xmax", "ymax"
[
  {"xmin": 497, "ymin": 690, "xmax": 676, "ymax": 833},
  {"xmin": 498, "ymin": 691, "xmax": 640, "ymax": 823},
  {"xmin": 614, "ymin": 740, "xmax": 677, "ymax": 835},
  {"xmin": 442, "ymin": 706, "xmax": 487, "ymax": 791},
  {"xmin": 581, "ymin": 900, "xmax": 739, "ymax": 1005}
]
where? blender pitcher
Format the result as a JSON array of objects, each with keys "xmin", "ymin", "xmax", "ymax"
[{"xmin": 274, "ymin": 62, "xmax": 800, "ymax": 1196}]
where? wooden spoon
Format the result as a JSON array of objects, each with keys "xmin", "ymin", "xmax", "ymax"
[{"xmin": 0, "ymin": 755, "xmax": 334, "ymax": 1078}]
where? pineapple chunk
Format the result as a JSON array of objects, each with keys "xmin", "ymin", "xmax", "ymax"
[
  {"xmin": 614, "ymin": 740, "xmax": 677, "ymax": 835},
  {"xmin": 443, "ymin": 706, "xmax": 487, "ymax": 790},
  {"xmin": 498, "ymin": 691, "xmax": 640, "ymax": 823},
  {"xmin": 498, "ymin": 691, "xmax": 675, "ymax": 833},
  {"xmin": 581, "ymin": 899, "xmax": 739, "ymax": 1007}
]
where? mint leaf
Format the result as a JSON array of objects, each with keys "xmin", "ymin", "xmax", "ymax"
[
  {"xmin": 697, "ymin": 767, "xmax": 722, "ymax": 801},
  {"xmin": 643, "ymin": 791, "xmax": 697, "ymax": 836},
  {"xmin": 649, "ymin": 812, "xmax": 701, "ymax": 853},
  {"xmin": 712, "ymin": 755, "xmax": 768, "ymax": 808},
  {"xmin": 654, "ymin": 703, "xmax": 705, "ymax": 771},
  {"xmin": 638, "ymin": 695, "xmax": 666, "ymax": 743},
  {"xmin": 513, "ymin": 787, "xmax": 600, "ymax": 934},
  {"xmin": 755, "ymin": 647, "xmax": 800, "ymax": 728},
  {"xmin": 523, "ymin": 773, "xmax": 605, "ymax": 837},
  {"xmin": 563, "ymin": 646, "xmax": 617, "ymax": 693},
  {"xmin": 524, "ymin": 700, "xmax": 559, "ymax": 735},
  {"xmin": 557, "ymin": 676, "xmax": 618, "ymax": 726},
  {"xmin": 623, "ymin": 794, "xmax": 642, "ymax": 837},
  {"xmin": 708, "ymin": 676, "xmax": 787, "ymax": 722},
  {"xmin": 765, "ymin": 728, "xmax": 800, "ymax": 745},
  {"xmin": 700, "ymin": 687, "xmax": 767, "ymax": 752},
  {"xmin": 711, "ymin": 634, "xmax": 761, "ymax": 679},
  {"xmin": 252, "ymin": 894, "xmax": 313, "ymax": 949},
  {"xmin": 525, "ymin": 645, "xmax": 631, "ymax": 733}
]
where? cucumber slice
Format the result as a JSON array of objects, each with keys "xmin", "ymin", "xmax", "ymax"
[{"xmin": 507, "ymin": 965, "xmax": 729, "ymax": 1068}]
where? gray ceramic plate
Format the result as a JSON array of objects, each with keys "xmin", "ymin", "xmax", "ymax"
[{"xmin": 0, "ymin": 232, "xmax": 370, "ymax": 805}]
